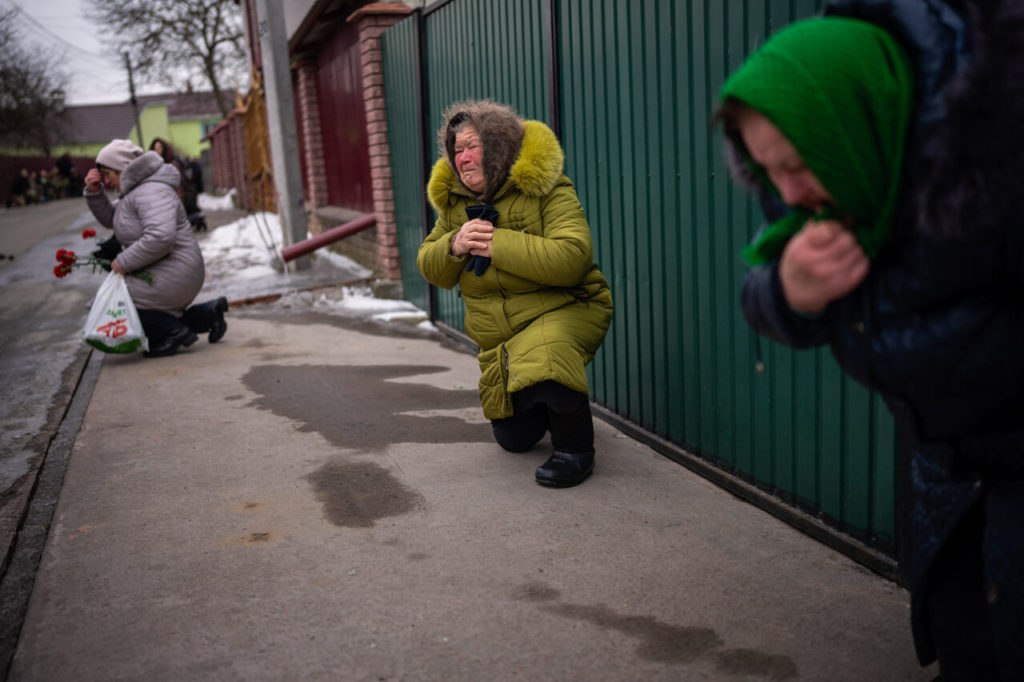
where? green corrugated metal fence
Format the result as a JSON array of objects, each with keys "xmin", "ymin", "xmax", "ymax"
[
  {"xmin": 382, "ymin": 17, "xmax": 428, "ymax": 314},
  {"xmin": 383, "ymin": 0, "xmax": 902, "ymax": 573}
]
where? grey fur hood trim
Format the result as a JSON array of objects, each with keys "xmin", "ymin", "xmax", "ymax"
[{"xmin": 120, "ymin": 151, "xmax": 179, "ymax": 197}]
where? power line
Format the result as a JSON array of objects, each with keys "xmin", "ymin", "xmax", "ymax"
[{"xmin": 2, "ymin": 0, "xmax": 116, "ymax": 65}]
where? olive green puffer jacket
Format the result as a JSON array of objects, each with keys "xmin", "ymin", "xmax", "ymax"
[{"xmin": 418, "ymin": 120, "xmax": 613, "ymax": 419}]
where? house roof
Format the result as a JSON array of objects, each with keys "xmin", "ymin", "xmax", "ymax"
[
  {"xmin": 59, "ymin": 103, "xmax": 139, "ymax": 144},
  {"xmin": 58, "ymin": 91, "xmax": 238, "ymax": 145}
]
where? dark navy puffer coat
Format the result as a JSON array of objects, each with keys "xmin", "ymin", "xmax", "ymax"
[{"xmin": 738, "ymin": 0, "xmax": 1024, "ymax": 674}]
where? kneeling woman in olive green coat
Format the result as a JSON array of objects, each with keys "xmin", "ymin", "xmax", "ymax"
[{"xmin": 418, "ymin": 100, "xmax": 613, "ymax": 488}]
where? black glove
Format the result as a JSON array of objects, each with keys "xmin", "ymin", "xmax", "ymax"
[
  {"xmin": 464, "ymin": 204, "xmax": 498, "ymax": 276},
  {"xmin": 92, "ymin": 236, "xmax": 122, "ymax": 272}
]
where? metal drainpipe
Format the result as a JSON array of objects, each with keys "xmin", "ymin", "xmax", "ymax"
[{"xmin": 280, "ymin": 213, "xmax": 377, "ymax": 262}]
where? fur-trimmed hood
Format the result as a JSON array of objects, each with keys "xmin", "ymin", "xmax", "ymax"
[
  {"xmin": 120, "ymin": 150, "xmax": 180, "ymax": 197},
  {"xmin": 428, "ymin": 116, "xmax": 565, "ymax": 212}
]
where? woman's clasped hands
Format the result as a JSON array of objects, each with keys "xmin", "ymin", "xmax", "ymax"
[{"xmin": 451, "ymin": 218, "xmax": 494, "ymax": 258}]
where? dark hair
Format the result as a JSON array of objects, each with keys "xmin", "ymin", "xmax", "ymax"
[
  {"xmin": 149, "ymin": 137, "xmax": 175, "ymax": 163},
  {"xmin": 712, "ymin": 97, "xmax": 769, "ymax": 194},
  {"xmin": 713, "ymin": 97, "xmax": 754, "ymax": 148}
]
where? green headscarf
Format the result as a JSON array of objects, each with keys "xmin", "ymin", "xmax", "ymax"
[{"xmin": 720, "ymin": 17, "xmax": 914, "ymax": 266}]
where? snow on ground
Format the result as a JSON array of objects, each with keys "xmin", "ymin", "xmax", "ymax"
[
  {"xmin": 200, "ymin": 212, "xmax": 284, "ymax": 281},
  {"xmin": 201, "ymin": 211, "xmax": 434, "ymax": 331},
  {"xmin": 197, "ymin": 190, "xmax": 237, "ymax": 211},
  {"xmin": 277, "ymin": 284, "xmax": 435, "ymax": 331}
]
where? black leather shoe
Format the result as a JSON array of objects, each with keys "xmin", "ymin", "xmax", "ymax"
[
  {"xmin": 208, "ymin": 297, "xmax": 228, "ymax": 343},
  {"xmin": 144, "ymin": 327, "xmax": 198, "ymax": 357},
  {"xmin": 535, "ymin": 451, "xmax": 594, "ymax": 488}
]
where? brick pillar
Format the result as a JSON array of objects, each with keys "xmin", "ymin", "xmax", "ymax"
[
  {"xmin": 348, "ymin": 2, "xmax": 412, "ymax": 286},
  {"xmin": 294, "ymin": 59, "xmax": 328, "ymax": 234}
]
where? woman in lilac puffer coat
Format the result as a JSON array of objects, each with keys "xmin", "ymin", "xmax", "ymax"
[{"xmin": 84, "ymin": 139, "xmax": 227, "ymax": 357}]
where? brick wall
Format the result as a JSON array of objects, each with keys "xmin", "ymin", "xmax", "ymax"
[
  {"xmin": 294, "ymin": 60, "xmax": 328, "ymax": 234},
  {"xmin": 348, "ymin": 2, "xmax": 412, "ymax": 283}
]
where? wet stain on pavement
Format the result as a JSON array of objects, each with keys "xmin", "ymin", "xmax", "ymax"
[
  {"xmin": 543, "ymin": 603, "xmax": 722, "ymax": 663},
  {"xmin": 511, "ymin": 582, "xmax": 561, "ymax": 602},
  {"xmin": 242, "ymin": 364, "xmax": 488, "ymax": 450},
  {"xmin": 715, "ymin": 648, "xmax": 799, "ymax": 680},
  {"xmin": 305, "ymin": 459, "xmax": 425, "ymax": 527},
  {"xmin": 519, "ymin": 585, "xmax": 798, "ymax": 676},
  {"xmin": 224, "ymin": 530, "xmax": 280, "ymax": 546},
  {"xmin": 407, "ymin": 552, "xmax": 430, "ymax": 561}
]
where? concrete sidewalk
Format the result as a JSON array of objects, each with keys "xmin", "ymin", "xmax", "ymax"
[{"xmin": 9, "ymin": 303, "xmax": 936, "ymax": 681}]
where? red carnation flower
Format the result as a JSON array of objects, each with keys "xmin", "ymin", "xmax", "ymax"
[
  {"xmin": 82, "ymin": 229, "xmax": 96, "ymax": 239},
  {"xmin": 50, "ymin": 248, "xmax": 152, "ymax": 282}
]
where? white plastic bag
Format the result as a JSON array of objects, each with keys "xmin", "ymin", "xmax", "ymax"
[{"xmin": 83, "ymin": 272, "xmax": 149, "ymax": 353}]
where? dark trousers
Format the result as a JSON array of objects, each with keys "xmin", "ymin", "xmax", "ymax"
[
  {"xmin": 138, "ymin": 299, "xmax": 222, "ymax": 344},
  {"xmin": 927, "ymin": 502, "xmax": 999, "ymax": 680},
  {"xmin": 490, "ymin": 380, "xmax": 594, "ymax": 455}
]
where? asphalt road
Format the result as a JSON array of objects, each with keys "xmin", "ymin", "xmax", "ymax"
[{"xmin": 0, "ymin": 199, "xmax": 99, "ymax": 567}]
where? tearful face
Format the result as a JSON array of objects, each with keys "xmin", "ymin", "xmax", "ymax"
[{"xmin": 454, "ymin": 127, "xmax": 486, "ymax": 193}]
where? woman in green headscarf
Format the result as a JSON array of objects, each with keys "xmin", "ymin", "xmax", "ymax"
[
  {"xmin": 720, "ymin": 4, "xmax": 1024, "ymax": 679},
  {"xmin": 718, "ymin": 16, "xmax": 914, "ymax": 314}
]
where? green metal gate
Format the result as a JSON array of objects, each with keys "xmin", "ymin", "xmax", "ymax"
[{"xmin": 383, "ymin": 0, "xmax": 901, "ymax": 576}]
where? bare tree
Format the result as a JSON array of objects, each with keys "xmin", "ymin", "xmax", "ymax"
[
  {"xmin": 86, "ymin": 0, "xmax": 247, "ymax": 117},
  {"xmin": 0, "ymin": 8, "xmax": 68, "ymax": 155}
]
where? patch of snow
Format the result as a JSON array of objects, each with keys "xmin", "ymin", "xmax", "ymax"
[
  {"xmin": 197, "ymin": 190, "xmax": 237, "ymax": 211},
  {"xmin": 303, "ymin": 285, "xmax": 430, "ymax": 322},
  {"xmin": 198, "ymin": 214, "xmax": 432, "ymax": 330},
  {"xmin": 200, "ymin": 212, "xmax": 283, "ymax": 281},
  {"xmin": 316, "ymin": 247, "xmax": 372, "ymax": 278}
]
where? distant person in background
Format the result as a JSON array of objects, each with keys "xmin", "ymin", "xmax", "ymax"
[
  {"xmin": 24, "ymin": 171, "xmax": 39, "ymax": 204},
  {"xmin": 150, "ymin": 138, "xmax": 203, "ymax": 230},
  {"xmin": 48, "ymin": 166, "xmax": 67, "ymax": 200},
  {"xmin": 149, "ymin": 138, "xmax": 186, "ymax": 201},
  {"xmin": 7, "ymin": 169, "xmax": 29, "ymax": 207},
  {"xmin": 36, "ymin": 170, "xmax": 53, "ymax": 202},
  {"xmin": 56, "ymin": 152, "xmax": 74, "ymax": 197},
  {"xmin": 189, "ymin": 156, "xmax": 204, "ymax": 194}
]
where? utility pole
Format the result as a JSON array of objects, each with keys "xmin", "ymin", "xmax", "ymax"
[
  {"xmin": 124, "ymin": 53, "xmax": 144, "ymax": 147},
  {"xmin": 254, "ymin": 0, "xmax": 310, "ymax": 271}
]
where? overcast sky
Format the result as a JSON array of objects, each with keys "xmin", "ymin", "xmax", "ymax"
[{"xmin": 4, "ymin": 0, "xmax": 196, "ymax": 106}]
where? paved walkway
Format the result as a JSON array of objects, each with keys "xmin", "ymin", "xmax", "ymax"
[{"xmin": 9, "ymin": 293, "xmax": 936, "ymax": 680}]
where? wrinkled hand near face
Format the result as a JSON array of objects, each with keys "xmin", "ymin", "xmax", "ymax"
[
  {"xmin": 454, "ymin": 127, "xmax": 486, "ymax": 193},
  {"xmin": 738, "ymin": 108, "xmax": 869, "ymax": 313}
]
